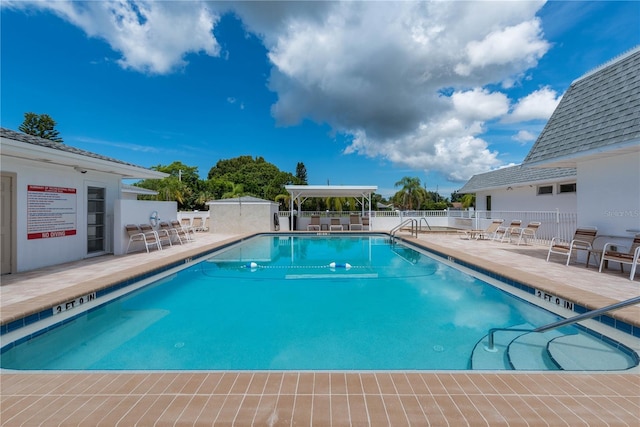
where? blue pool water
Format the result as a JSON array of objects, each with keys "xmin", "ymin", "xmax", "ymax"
[{"xmin": 0, "ymin": 235, "xmax": 632, "ymax": 370}]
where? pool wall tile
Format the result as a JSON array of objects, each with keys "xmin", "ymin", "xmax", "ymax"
[{"xmin": 398, "ymin": 236, "xmax": 638, "ymax": 340}]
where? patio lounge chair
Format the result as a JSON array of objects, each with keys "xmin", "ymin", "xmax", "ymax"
[
  {"xmin": 457, "ymin": 219, "xmax": 504, "ymax": 240},
  {"xmin": 493, "ymin": 220, "xmax": 522, "ymax": 242},
  {"xmin": 362, "ymin": 216, "xmax": 370, "ymax": 231},
  {"xmin": 125, "ymin": 224, "xmax": 161, "ymax": 253},
  {"xmin": 181, "ymin": 218, "xmax": 194, "ymax": 233},
  {"xmin": 307, "ymin": 215, "xmax": 321, "ymax": 231},
  {"xmin": 159, "ymin": 221, "xmax": 185, "ymax": 245},
  {"xmin": 510, "ymin": 221, "xmax": 542, "ymax": 245},
  {"xmin": 140, "ymin": 223, "xmax": 172, "ymax": 248},
  {"xmin": 599, "ymin": 234, "xmax": 640, "ymax": 280},
  {"xmin": 329, "ymin": 218, "xmax": 343, "ymax": 231},
  {"xmin": 547, "ymin": 227, "xmax": 598, "ymax": 267},
  {"xmin": 171, "ymin": 220, "xmax": 195, "ymax": 241},
  {"xmin": 192, "ymin": 217, "xmax": 206, "ymax": 232},
  {"xmin": 349, "ymin": 214, "xmax": 363, "ymax": 231}
]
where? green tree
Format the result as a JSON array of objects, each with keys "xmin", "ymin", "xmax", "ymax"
[
  {"xmin": 202, "ymin": 178, "xmax": 235, "ymax": 200},
  {"xmin": 222, "ymin": 183, "xmax": 246, "ymax": 199},
  {"xmin": 393, "ymin": 177, "xmax": 427, "ymax": 210},
  {"xmin": 295, "ymin": 162, "xmax": 308, "ymax": 184},
  {"xmin": 135, "ymin": 162, "xmax": 199, "ymax": 210},
  {"xmin": 151, "ymin": 162, "xmax": 199, "ymax": 188},
  {"xmin": 208, "ymin": 156, "xmax": 296, "ymax": 199},
  {"xmin": 19, "ymin": 112, "xmax": 63, "ymax": 142},
  {"xmin": 460, "ymin": 194, "xmax": 476, "ymax": 209}
]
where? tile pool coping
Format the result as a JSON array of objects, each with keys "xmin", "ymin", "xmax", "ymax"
[{"xmin": 2, "ymin": 232, "xmax": 639, "ymax": 365}]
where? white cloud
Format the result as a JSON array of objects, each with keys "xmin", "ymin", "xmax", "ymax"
[
  {"xmin": 246, "ymin": 1, "xmax": 549, "ymax": 181},
  {"xmin": 6, "ymin": 0, "xmax": 220, "ymax": 74},
  {"xmin": 455, "ymin": 19, "xmax": 550, "ymax": 76},
  {"xmin": 8, "ymin": 0, "xmax": 554, "ymax": 181},
  {"xmin": 451, "ymin": 89, "xmax": 510, "ymax": 122},
  {"xmin": 506, "ymin": 86, "xmax": 562, "ymax": 122},
  {"xmin": 513, "ymin": 130, "xmax": 537, "ymax": 143}
]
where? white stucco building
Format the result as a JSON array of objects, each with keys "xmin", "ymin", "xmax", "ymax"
[
  {"xmin": 0, "ymin": 128, "xmax": 168, "ymax": 274},
  {"xmin": 458, "ymin": 165, "xmax": 577, "ymax": 213},
  {"xmin": 459, "ymin": 47, "xmax": 640, "ymax": 237}
]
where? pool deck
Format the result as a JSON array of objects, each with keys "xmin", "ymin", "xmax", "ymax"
[{"xmin": 1, "ymin": 231, "xmax": 639, "ymax": 426}]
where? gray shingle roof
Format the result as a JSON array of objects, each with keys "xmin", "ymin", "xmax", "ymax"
[
  {"xmin": 1, "ymin": 127, "xmax": 146, "ymax": 169},
  {"xmin": 457, "ymin": 165, "xmax": 576, "ymax": 193},
  {"xmin": 523, "ymin": 47, "xmax": 640, "ymax": 165}
]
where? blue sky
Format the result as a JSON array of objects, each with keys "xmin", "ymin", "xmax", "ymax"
[{"xmin": 2, "ymin": 1, "xmax": 638, "ymax": 198}]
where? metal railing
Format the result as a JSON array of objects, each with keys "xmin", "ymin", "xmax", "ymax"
[
  {"xmin": 419, "ymin": 217, "xmax": 432, "ymax": 232},
  {"xmin": 485, "ymin": 295, "xmax": 640, "ymax": 351},
  {"xmin": 390, "ymin": 219, "xmax": 418, "ymax": 240}
]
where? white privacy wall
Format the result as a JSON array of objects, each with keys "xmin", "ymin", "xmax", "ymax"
[
  {"xmin": 113, "ymin": 199, "xmax": 178, "ymax": 255},
  {"xmin": 209, "ymin": 200, "xmax": 279, "ymax": 234},
  {"xmin": 577, "ymin": 152, "xmax": 640, "ymax": 236}
]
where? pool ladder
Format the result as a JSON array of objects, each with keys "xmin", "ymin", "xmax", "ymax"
[
  {"xmin": 390, "ymin": 219, "xmax": 418, "ymax": 243},
  {"xmin": 390, "ymin": 218, "xmax": 432, "ymax": 242}
]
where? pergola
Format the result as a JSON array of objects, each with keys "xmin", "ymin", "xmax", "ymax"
[{"xmin": 285, "ymin": 185, "xmax": 378, "ymax": 218}]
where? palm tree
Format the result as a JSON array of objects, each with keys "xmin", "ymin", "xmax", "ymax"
[
  {"xmin": 324, "ymin": 197, "xmax": 356, "ymax": 212},
  {"xmin": 460, "ymin": 194, "xmax": 476, "ymax": 209},
  {"xmin": 394, "ymin": 177, "xmax": 426, "ymax": 210},
  {"xmin": 222, "ymin": 183, "xmax": 246, "ymax": 199}
]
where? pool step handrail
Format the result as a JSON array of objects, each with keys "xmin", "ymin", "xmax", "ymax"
[
  {"xmin": 419, "ymin": 217, "xmax": 432, "ymax": 232},
  {"xmin": 485, "ymin": 295, "xmax": 640, "ymax": 351},
  {"xmin": 390, "ymin": 219, "xmax": 418, "ymax": 241}
]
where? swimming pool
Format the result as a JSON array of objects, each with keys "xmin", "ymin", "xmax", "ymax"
[{"xmin": 1, "ymin": 234, "xmax": 637, "ymax": 370}]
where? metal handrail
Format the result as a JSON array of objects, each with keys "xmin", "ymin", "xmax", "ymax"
[
  {"xmin": 485, "ymin": 295, "xmax": 640, "ymax": 351},
  {"xmin": 419, "ymin": 217, "xmax": 432, "ymax": 232},
  {"xmin": 390, "ymin": 219, "xmax": 417, "ymax": 241}
]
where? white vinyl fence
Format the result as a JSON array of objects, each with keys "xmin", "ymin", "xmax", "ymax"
[{"xmin": 278, "ymin": 209, "xmax": 579, "ymax": 244}]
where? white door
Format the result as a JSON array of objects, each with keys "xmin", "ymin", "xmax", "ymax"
[{"xmin": 1, "ymin": 175, "xmax": 13, "ymax": 274}]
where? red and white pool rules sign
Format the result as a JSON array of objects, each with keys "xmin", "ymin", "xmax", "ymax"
[{"xmin": 27, "ymin": 185, "xmax": 77, "ymax": 240}]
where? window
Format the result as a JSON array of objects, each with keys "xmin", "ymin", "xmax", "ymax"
[
  {"xmin": 558, "ymin": 182, "xmax": 577, "ymax": 194},
  {"xmin": 486, "ymin": 195, "xmax": 491, "ymax": 211},
  {"xmin": 537, "ymin": 185, "xmax": 553, "ymax": 195}
]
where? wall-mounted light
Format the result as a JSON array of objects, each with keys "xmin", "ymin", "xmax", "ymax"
[{"xmin": 74, "ymin": 166, "xmax": 88, "ymax": 174}]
